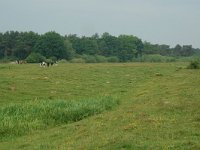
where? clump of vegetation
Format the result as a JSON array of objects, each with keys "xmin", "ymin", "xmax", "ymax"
[
  {"xmin": 81, "ymin": 55, "xmax": 97, "ymax": 63},
  {"xmin": 187, "ymin": 59, "xmax": 200, "ymax": 69},
  {"xmin": 70, "ymin": 58, "xmax": 85, "ymax": 63},
  {"xmin": 0, "ymin": 97, "xmax": 119, "ymax": 139},
  {"xmin": 107, "ymin": 56, "xmax": 119, "ymax": 62},
  {"xmin": 58, "ymin": 59, "xmax": 69, "ymax": 63},
  {"xmin": 94, "ymin": 55, "xmax": 107, "ymax": 63},
  {"xmin": 137, "ymin": 54, "xmax": 176, "ymax": 62},
  {"xmin": 26, "ymin": 52, "xmax": 46, "ymax": 63}
]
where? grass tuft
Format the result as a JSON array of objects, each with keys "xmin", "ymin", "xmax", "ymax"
[{"xmin": 0, "ymin": 97, "xmax": 119, "ymax": 140}]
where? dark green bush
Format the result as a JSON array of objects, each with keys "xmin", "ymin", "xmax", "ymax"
[
  {"xmin": 59, "ymin": 59, "xmax": 69, "ymax": 63},
  {"xmin": 82, "ymin": 55, "xmax": 97, "ymax": 63},
  {"xmin": 95, "ymin": 55, "xmax": 107, "ymax": 63},
  {"xmin": 107, "ymin": 56, "xmax": 119, "ymax": 62},
  {"xmin": 187, "ymin": 60, "xmax": 200, "ymax": 69},
  {"xmin": 26, "ymin": 53, "xmax": 46, "ymax": 63},
  {"xmin": 49, "ymin": 56, "xmax": 57, "ymax": 62},
  {"xmin": 70, "ymin": 58, "xmax": 85, "ymax": 63}
]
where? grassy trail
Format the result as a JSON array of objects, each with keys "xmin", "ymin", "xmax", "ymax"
[{"xmin": 0, "ymin": 63, "xmax": 200, "ymax": 149}]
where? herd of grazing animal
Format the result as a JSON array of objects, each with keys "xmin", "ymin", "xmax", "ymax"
[
  {"xmin": 15, "ymin": 60, "xmax": 57, "ymax": 67},
  {"xmin": 40, "ymin": 61, "xmax": 56, "ymax": 67}
]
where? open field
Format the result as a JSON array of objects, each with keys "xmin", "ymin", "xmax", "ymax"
[{"xmin": 0, "ymin": 62, "xmax": 200, "ymax": 149}]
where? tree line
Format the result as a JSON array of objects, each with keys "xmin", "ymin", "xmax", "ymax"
[{"xmin": 0, "ymin": 31, "xmax": 199, "ymax": 63}]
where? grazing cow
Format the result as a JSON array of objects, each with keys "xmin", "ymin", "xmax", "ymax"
[
  {"xmin": 40, "ymin": 61, "xmax": 56, "ymax": 67},
  {"xmin": 47, "ymin": 62, "xmax": 50, "ymax": 67},
  {"xmin": 40, "ymin": 62, "xmax": 46, "ymax": 67}
]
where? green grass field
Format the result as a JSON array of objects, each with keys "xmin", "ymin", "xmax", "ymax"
[{"xmin": 0, "ymin": 62, "xmax": 200, "ymax": 149}]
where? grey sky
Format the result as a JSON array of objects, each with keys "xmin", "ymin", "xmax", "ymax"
[{"xmin": 0, "ymin": 0, "xmax": 200, "ymax": 48}]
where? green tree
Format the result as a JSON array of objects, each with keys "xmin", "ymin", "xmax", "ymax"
[
  {"xmin": 159, "ymin": 44, "xmax": 171, "ymax": 56},
  {"xmin": 143, "ymin": 41, "xmax": 155, "ymax": 54},
  {"xmin": 77, "ymin": 37, "xmax": 98, "ymax": 55},
  {"xmin": 2, "ymin": 31, "xmax": 20, "ymax": 59},
  {"xmin": 14, "ymin": 31, "xmax": 39, "ymax": 59},
  {"xmin": 117, "ymin": 35, "xmax": 138, "ymax": 61},
  {"xmin": 64, "ymin": 39, "xmax": 75, "ymax": 60},
  {"xmin": 99, "ymin": 32, "xmax": 119, "ymax": 56},
  {"xmin": 26, "ymin": 52, "xmax": 46, "ymax": 63},
  {"xmin": 173, "ymin": 44, "xmax": 182, "ymax": 56},
  {"xmin": 135, "ymin": 38, "xmax": 143, "ymax": 58},
  {"xmin": 91, "ymin": 33, "xmax": 100, "ymax": 40},
  {"xmin": 0, "ymin": 33, "xmax": 4, "ymax": 58},
  {"xmin": 181, "ymin": 45, "xmax": 194, "ymax": 56},
  {"xmin": 14, "ymin": 42, "xmax": 30, "ymax": 60},
  {"xmin": 34, "ymin": 31, "xmax": 67, "ymax": 59},
  {"xmin": 65, "ymin": 34, "xmax": 81, "ymax": 54}
]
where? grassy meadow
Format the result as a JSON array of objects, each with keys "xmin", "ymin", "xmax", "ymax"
[{"xmin": 0, "ymin": 62, "xmax": 200, "ymax": 149}]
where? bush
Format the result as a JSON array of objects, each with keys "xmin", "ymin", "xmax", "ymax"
[
  {"xmin": 49, "ymin": 56, "xmax": 57, "ymax": 62},
  {"xmin": 70, "ymin": 58, "xmax": 85, "ymax": 63},
  {"xmin": 82, "ymin": 55, "xmax": 97, "ymax": 63},
  {"xmin": 107, "ymin": 56, "xmax": 119, "ymax": 62},
  {"xmin": 141, "ymin": 54, "xmax": 162, "ymax": 62},
  {"xmin": 58, "ymin": 59, "xmax": 68, "ymax": 63},
  {"xmin": 95, "ymin": 55, "xmax": 107, "ymax": 63},
  {"xmin": 45, "ymin": 58, "xmax": 54, "ymax": 63},
  {"xmin": 187, "ymin": 60, "xmax": 200, "ymax": 69},
  {"xmin": 26, "ymin": 53, "xmax": 46, "ymax": 63}
]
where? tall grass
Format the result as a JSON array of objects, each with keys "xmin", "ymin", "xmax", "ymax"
[{"xmin": 0, "ymin": 97, "xmax": 119, "ymax": 140}]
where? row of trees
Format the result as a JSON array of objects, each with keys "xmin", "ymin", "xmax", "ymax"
[
  {"xmin": 143, "ymin": 42, "xmax": 199, "ymax": 57},
  {"xmin": 0, "ymin": 31, "xmax": 199, "ymax": 62}
]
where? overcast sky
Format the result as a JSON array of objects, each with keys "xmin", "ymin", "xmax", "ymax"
[{"xmin": 0, "ymin": 0, "xmax": 200, "ymax": 48}]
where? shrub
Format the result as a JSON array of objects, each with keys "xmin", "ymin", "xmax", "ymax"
[
  {"xmin": 49, "ymin": 56, "xmax": 57, "ymax": 62},
  {"xmin": 107, "ymin": 56, "xmax": 119, "ymax": 63},
  {"xmin": 95, "ymin": 55, "xmax": 107, "ymax": 63},
  {"xmin": 26, "ymin": 53, "xmax": 46, "ymax": 63},
  {"xmin": 141, "ymin": 54, "xmax": 163, "ymax": 62},
  {"xmin": 187, "ymin": 60, "xmax": 200, "ymax": 69},
  {"xmin": 58, "ymin": 59, "xmax": 68, "ymax": 63},
  {"xmin": 82, "ymin": 55, "xmax": 97, "ymax": 63},
  {"xmin": 70, "ymin": 58, "xmax": 85, "ymax": 63}
]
